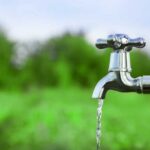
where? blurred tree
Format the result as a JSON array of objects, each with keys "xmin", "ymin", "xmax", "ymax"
[
  {"xmin": 131, "ymin": 50, "xmax": 150, "ymax": 77},
  {"xmin": 39, "ymin": 32, "xmax": 105, "ymax": 87},
  {"xmin": 0, "ymin": 30, "xmax": 150, "ymax": 89},
  {"xmin": 11, "ymin": 32, "xmax": 150, "ymax": 89},
  {"xmin": 0, "ymin": 30, "xmax": 15, "ymax": 88}
]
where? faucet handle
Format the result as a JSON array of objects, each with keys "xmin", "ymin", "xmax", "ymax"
[
  {"xmin": 127, "ymin": 37, "xmax": 146, "ymax": 48},
  {"xmin": 96, "ymin": 34, "xmax": 146, "ymax": 50},
  {"xmin": 95, "ymin": 39, "xmax": 108, "ymax": 49}
]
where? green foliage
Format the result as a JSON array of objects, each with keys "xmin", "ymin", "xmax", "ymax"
[
  {"xmin": 40, "ymin": 33, "xmax": 93, "ymax": 87},
  {"xmin": 0, "ymin": 29, "xmax": 150, "ymax": 89},
  {"xmin": 0, "ymin": 88, "xmax": 150, "ymax": 150},
  {"xmin": 0, "ymin": 31, "xmax": 15, "ymax": 88},
  {"xmin": 131, "ymin": 50, "xmax": 150, "ymax": 76},
  {"xmin": 0, "ymin": 29, "xmax": 150, "ymax": 150},
  {"xmin": 20, "ymin": 33, "xmax": 110, "ymax": 88}
]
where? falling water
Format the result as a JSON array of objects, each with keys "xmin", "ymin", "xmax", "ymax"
[{"xmin": 96, "ymin": 99, "xmax": 104, "ymax": 150}]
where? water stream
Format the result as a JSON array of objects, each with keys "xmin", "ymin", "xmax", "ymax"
[{"xmin": 96, "ymin": 99, "xmax": 104, "ymax": 150}]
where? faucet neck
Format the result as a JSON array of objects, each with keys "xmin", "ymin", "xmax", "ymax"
[{"xmin": 108, "ymin": 50, "xmax": 132, "ymax": 72}]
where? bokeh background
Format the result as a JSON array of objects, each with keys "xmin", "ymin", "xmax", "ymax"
[{"xmin": 0, "ymin": 0, "xmax": 150, "ymax": 150}]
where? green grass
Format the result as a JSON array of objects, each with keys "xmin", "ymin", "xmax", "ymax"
[{"xmin": 0, "ymin": 87, "xmax": 150, "ymax": 150}]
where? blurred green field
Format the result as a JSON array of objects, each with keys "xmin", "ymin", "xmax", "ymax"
[{"xmin": 1, "ymin": 87, "xmax": 150, "ymax": 150}]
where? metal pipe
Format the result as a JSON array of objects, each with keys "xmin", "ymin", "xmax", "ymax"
[{"xmin": 141, "ymin": 76, "xmax": 150, "ymax": 93}]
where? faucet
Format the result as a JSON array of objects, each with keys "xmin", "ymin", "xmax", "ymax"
[{"xmin": 92, "ymin": 34, "xmax": 150, "ymax": 99}]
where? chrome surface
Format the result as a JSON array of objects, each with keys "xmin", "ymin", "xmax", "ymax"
[
  {"xmin": 96, "ymin": 34, "xmax": 146, "ymax": 50},
  {"xmin": 92, "ymin": 34, "xmax": 150, "ymax": 99},
  {"xmin": 108, "ymin": 50, "xmax": 131, "ymax": 72}
]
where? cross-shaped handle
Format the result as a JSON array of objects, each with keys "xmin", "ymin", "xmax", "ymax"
[{"xmin": 96, "ymin": 34, "xmax": 146, "ymax": 51}]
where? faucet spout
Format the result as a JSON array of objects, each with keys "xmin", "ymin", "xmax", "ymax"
[
  {"xmin": 92, "ymin": 72, "xmax": 116, "ymax": 99},
  {"xmin": 92, "ymin": 71, "xmax": 142, "ymax": 99}
]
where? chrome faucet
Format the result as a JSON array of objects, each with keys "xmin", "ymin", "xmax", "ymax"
[{"xmin": 92, "ymin": 34, "xmax": 150, "ymax": 99}]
